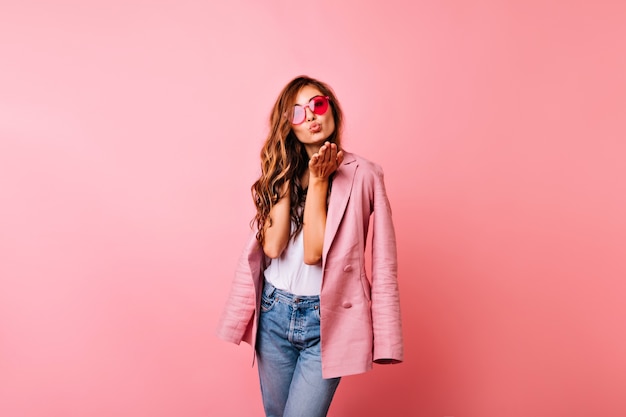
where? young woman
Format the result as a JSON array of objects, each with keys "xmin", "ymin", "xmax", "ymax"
[{"xmin": 217, "ymin": 76, "xmax": 403, "ymax": 417}]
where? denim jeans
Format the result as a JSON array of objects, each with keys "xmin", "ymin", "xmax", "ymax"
[{"xmin": 256, "ymin": 280, "xmax": 341, "ymax": 417}]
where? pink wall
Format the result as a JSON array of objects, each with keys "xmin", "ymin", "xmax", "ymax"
[{"xmin": 1, "ymin": 1, "xmax": 625, "ymax": 416}]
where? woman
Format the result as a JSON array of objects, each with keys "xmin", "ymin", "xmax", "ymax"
[{"xmin": 217, "ymin": 76, "xmax": 403, "ymax": 417}]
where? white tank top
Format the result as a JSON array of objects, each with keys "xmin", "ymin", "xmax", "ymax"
[{"xmin": 263, "ymin": 227, "xmax": 323, "ymax": 296}]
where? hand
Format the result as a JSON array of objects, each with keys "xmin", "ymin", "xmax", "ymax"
[{"xmin": 308, "ymin": 142, "xmax": 344, "ymax": 180}]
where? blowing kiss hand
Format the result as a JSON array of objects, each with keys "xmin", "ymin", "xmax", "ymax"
[{"xmin": 309, "ymin": 142, "xmax": 343, "ymax": 180}]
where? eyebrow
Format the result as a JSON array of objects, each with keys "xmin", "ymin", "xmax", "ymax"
[{"xmin": 294, "ymin": 95, "xmax": 323, "ymax": 106}]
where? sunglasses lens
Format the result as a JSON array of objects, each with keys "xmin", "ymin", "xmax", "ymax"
[
  {"xmin": 292, "ymin": 106, "xmax": 306, "ymax": 124},
  {"xmin": 291, "ymin": 96, "xmax": 330, "ymax": 124},
  {"xmin": 311, "ymin": 96, "xmax": 329, "ymax": 115}
]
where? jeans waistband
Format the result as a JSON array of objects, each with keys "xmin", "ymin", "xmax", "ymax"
[{"xmin": 263, "ymin": 280, "xmax": 320, "ymax": 305}]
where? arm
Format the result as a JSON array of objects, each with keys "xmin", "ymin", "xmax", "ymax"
[
  {"xmin": 303, "ymin": 142, "xmax": 343, "ymax": 265},
  {"xmin": 262, "ymin": 182, "xmax": 291, "ymax": 259}
]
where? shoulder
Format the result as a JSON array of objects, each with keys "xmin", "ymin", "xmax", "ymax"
[{"xmin": 342, "ymin": 151, "xmax": 385, "ymax": 179}]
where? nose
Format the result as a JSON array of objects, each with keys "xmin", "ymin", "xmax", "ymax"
[{"xmin": 305, "ymin": 106, "xmax": 316, "ymax": 121}]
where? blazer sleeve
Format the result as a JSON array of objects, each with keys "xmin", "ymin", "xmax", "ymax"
[
  {"xmin": 370, "ymin": 165, "xmax": 404, "ymax": 363},
  {"xmin": 215, "ymin": 230, "xmax": 262, "ymax": 345}
]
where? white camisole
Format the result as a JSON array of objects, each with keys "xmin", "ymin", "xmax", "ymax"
[{"xmin": 263, "ymin": 228, "xmax": 323, "ymax": 296}]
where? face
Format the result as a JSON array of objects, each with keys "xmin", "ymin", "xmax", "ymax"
[{"xmin": 290, "ymin": 85, "xmax": 336, "ymax": 156}]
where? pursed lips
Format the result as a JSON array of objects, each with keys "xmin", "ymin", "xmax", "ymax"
[{"xmin": 309, "ymin": 122, "xmax": 321, "ymax": 133}]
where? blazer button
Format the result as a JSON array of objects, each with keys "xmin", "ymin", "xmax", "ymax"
[
  {"xmin": 343, "ymin": 265, "xmax": 352, "ymax": 272},
  {"xmin": 342, "ymin": 301, "xmax": 352, "ymax": 308}
]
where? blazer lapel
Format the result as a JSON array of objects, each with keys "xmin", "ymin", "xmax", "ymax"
[{"xmin": 323, "ymin": 152, "xmax": 358, "ymax": 262}]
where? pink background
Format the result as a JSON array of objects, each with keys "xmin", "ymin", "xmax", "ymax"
[{"xmin": 1, "ymin": 1, "xmax": 625, "ymax": 416}]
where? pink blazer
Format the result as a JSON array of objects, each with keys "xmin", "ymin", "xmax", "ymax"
[{"xmin": 216, "ymin": 151, "xmax": 403, "ymax": 378}]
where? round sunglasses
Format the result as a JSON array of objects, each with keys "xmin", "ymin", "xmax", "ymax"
[{"xmin": 292, "ymin": 95, "xmax": 331, "ymax": 125}]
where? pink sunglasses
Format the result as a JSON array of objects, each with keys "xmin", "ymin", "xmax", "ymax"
[{"xmin": 291, "ymin": 95, "xmax": 330, "ymax": 125}]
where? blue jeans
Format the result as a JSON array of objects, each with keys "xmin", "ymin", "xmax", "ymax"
[{"xmin": 256, "ymin": 280, "xmax": 341, "ymax": 417}]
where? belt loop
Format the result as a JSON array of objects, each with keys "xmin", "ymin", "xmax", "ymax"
[{"xmin": 263, "ymin": 279, "xmax": 276, "ymax": 298}]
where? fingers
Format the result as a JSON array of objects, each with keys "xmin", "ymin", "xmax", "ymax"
[
  {"xmin": 318, "ymin": 142, "xmax": 332, "ymax": 164},
  {"xmin": 308, "ymin": 142, "xmax": 342, "ymax": 179},
  {"xmin": 336, "ymin": 149, "xmax": 344, "ymax": 166},
  {"xmin": 319, "ymin": 142, "xmax": 339, "ymax": 163}
]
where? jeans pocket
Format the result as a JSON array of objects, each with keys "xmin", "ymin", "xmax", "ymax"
[
  {"xmin": 313, "ymin": 304, "xmax": 321, "ymax": 321},
  {"xmin": 260, "ymin": 292, "xmax": 277, "ymax": 313}
]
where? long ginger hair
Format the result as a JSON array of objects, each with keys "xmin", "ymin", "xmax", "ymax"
[{"xmin": 251, "ymin": 76, "xmax": 344, "ymax": 245}]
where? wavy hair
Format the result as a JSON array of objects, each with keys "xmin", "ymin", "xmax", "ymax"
[{"xmin": 251, "ymin": 76, "xmax": 344, "ymax": 245}]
